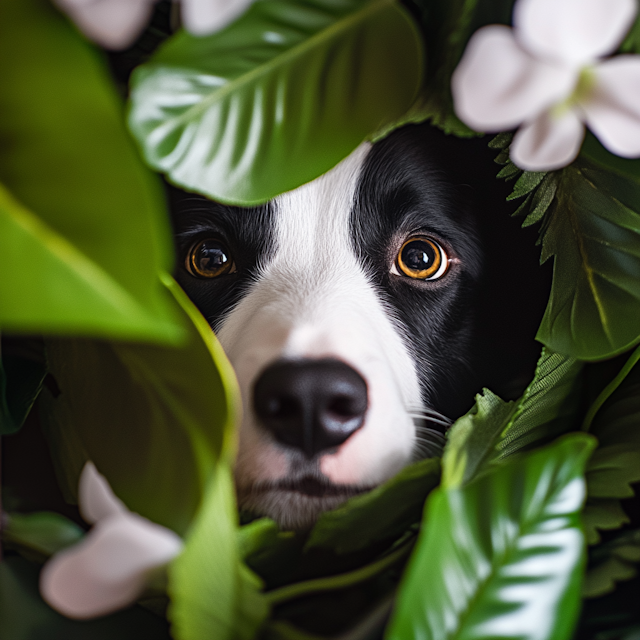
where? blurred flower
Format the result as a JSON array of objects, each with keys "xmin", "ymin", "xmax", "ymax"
[
  {"xmin": 40, "ymin": 462, "xmax": 183, "ymax": 619},
  {"xmin": 452, "ymin": 0, "xmax": 640, "ymax": 171},
  {"xmin": 54, "ymin": 0, "xmax": 254, "ymax": 49}
]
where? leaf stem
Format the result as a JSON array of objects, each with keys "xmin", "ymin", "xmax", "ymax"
[
  {"xmin": 582, "ymin": 343, "xmax": 640, "ymax": 432},
  {"xmin": 265, "ymin": 539, "xmax": 413, "ymax": 606}
]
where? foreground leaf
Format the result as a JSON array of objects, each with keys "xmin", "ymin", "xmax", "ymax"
[
  {"xmin": 38, "ymin": 277, "xmax": 238, "ymax": 535},
  {"xmin": 442, "ymin": 348, "xmax": 582, "ymax": 487},
  {"xmin": 388, "ymin": 434, "xmax": 594, "ymax": 640},
  {"xmin": 0, "ymin": 0, "xmax": 180, "ymax": 342},
  {"xmin": 168, "ymin": 462, "xmax": 269, "ymax": 640},
  {"xmin": 536, "ymin": 155, "xmax": 640, "ymax": 359},
  {"xmin": 129, "ymin": 0, "xmax": 423, "ymax": 205}
]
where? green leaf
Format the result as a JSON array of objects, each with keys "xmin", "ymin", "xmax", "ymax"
[
  {"xmin": 306, "ymin": 457, "xmax": 440, "ymax": 554},
  {"xmin": 442, "ymin": 348, "xmax": 583, "ymax": 488},
  {"xmin": 2, "ymin": 511, "xmax": 84, "ymax": 560},
  {"xmin": 0, "ymin": 0, "xmax": 180, "ymax": 342},
  {"xmin": 507, "ymin": 170, "xmax": 546, "ymax": 201},
  {"xmin": 582, "ymin": 353, "xmax": 640, "ymax": 543},
  {"xmin": 522, "ymin": 173, "xmax": 558, "ymax": 227},
  {"xmin": 168, "ymin": 462, "xmax": 269, "ymax": 640},
  {"xmin": 584, "ymin": 529, "xmax": 640, "ymax": 598},
  {"xmin": 387, "ymin": 434, "xmax": 595, "ymax": 640},
  {"xmin": 129, "ymin": 0, "xmax": 423, "ymax": 205},
  {"xmin": 37, "ymin": 277, "xmax": 238, "ymax": 535},
  {"xmin": 0, "ymin": 336, "xmax": 47, "ymax": 435},
  {"xmin": 0, "ymin": 556, "xmax": 172, "ymax": 640},
  {"xmin": 536, "ymin": 156, "xmax": 640, "ymax": 359}
]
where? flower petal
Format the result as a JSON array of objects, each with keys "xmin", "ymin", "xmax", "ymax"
[
  {"xmin": 511, "ymin": 108, "xmax": 585, "ymax": 171},
  {"xmin": 54, "ymin": 0, "xmax": 155, "ymax": 50},
  {"xmin": 514, "ymin": 0, "xmax": 637, "ymax": 65},
  {"xmin": 452, "ymin": 25, "xmax": 576, "ymax": 132},
  {"xmin": 181, "ymin": 0, "xmax": 254, "ymax": 35},
  {"xmin": 40, "ymin": 513, "xmax": 183, "ymax": 619},
  {"xmin": 582, "ymin": 56, "xmax": 640, "ymax": 157},
  {"xmin": 78, "ymin": 462, "xmax": 127, "ymax": 525}
]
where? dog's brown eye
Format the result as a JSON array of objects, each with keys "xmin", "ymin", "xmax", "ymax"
[
  {"xmin": 186, "ymin": 239, "xmax": 234, "ymax": 278},
  {"xmin": 395, "ymin": 237, "xmax": 449, "ymax": 280}
]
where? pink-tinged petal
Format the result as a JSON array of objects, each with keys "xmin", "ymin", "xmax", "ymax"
[
  {"xmin": 511, "ymin": 109, "xmax": 585, "ymax": 171},
  {"xmin": 181, "ymin": 0, "xmax": 254, "ymax": 35},
  {"xmin": 582, "ymin": 56, "xmax": 640, "ymax": 157},
  {"xmin": 452, "ymin": 25, "xmax": 576, "ymax": 132},
  {"xmin": 40, "ymin": 513, "xmax": 183, "ymax": 619},
  {"xmin": 54, "ymin": 0, "xmax": 155, "ymax": 50},
  {"xmin": 78, "ymin": 462, "xmax": 127, "ymax": 525},
  {"xmin": 515, "ymin": 0, "xmax": 637, "ymax": 64}
]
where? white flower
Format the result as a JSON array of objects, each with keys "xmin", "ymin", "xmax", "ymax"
[
  {"xmin": 451, "ymin": 0, "xmax": 640, "ymax": 171},
  {"xmin": 54, "ymin": 0, "xmax": 254, "ymax": 49},
  {"xmin": 40, "ymin": 462, "xmax": 183, "ymax": 619}
]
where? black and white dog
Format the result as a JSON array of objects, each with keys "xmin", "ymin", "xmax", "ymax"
[{"xmin": 171, "ymin": 124, "xmax": 547, "ymax": 529}]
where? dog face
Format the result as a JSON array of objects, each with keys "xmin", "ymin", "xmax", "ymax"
[{"xmin": 171, "ymin": 125, "xmax": 486, "ymax": 529}]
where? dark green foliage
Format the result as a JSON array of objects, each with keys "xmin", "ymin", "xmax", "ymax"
[{"xmin": 0, "ymin": 556, "xmax": 172, "ymax": 640}]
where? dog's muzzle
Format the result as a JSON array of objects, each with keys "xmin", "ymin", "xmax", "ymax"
[{"xmin": 252, "ymin": 358, "xmax": 368, "ymax": 458}]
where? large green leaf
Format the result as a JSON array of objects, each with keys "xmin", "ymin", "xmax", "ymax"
[
  {"xmin": 128, "ymin": 0, "xmax": 423, "ymax": 205},
  {"xmin": 168, "ymin": 462, "xmax": 269, "ymax": 640},
  {"xmin": 536, "ymin": 155, "xmax": 640, "ymax": 360},
  {"xmin": 0, "ymin": 0, "xmax": 180, "ymax": 342},
  {"xmin": 387, "ymin": 434, "xmax": 595, "ymax": 640},
  {"xmin": 442, "ymin": 348, "xmax": 583, "ymax": 488},
  {"xmin": 37, "ymin": 277, "xmax": 238, "ymax": 535}
]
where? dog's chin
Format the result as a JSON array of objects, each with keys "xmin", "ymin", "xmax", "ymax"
[{"xmin": 237, "ymin": 476, "xmax": 372, "ymax": 530}]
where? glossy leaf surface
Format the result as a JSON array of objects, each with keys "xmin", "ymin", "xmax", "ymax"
[
  {"xmin": 38, "ymin": 278, "xmax": 238, "ymax": 535},
  {"xmin": 168, "ymin": 462, "xmax": 269, "ymax": 640},
  {"xmin": 129, "ymin": 0, "xmax": 423, "ymax": 205},
  {"xmin": 0, "ymin": 0, "xmax": 180, "ymax": 342},
  {"xmin": 537, "ymin": 153, "xmax": 640, "ymax": 359},
  {"xmin": 388, "ymin": 435, "xmax": 594, "ymax": 640}
]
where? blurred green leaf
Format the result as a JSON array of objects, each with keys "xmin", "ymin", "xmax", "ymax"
[
  {"xmin": 387, "ymin": 434, "xmax": 595, "ymax": 640},
  {"xmin": 0, "ymin": 0, "xmax": 181, "ymax": 343},
  {"xmin": 442, "ymin": 348, "xmax": 582, "ymax": 488},
  {"xmin": 2, "ymin": 511, "xmax": 84, "ymax": 560},
  {"xmin": 582, "ymin": 353, "xmax": 640, "ymax": 543},
  {"xmin": 38, "ymin": 277, "xmax": 238, "ymax": 535},
  {"xmin": 128, "ymin": 0, "xmax": 423, "ymax": 205},
  {"xmin": 0, "ymin": 556, "xmax": 172, "ymax": 640},
  {"xmin": 168, "ymin": 462, "xmax": 269, "ymax": 640},
  {"xmin": 306, "ymin": 457, "xmax": 440, "ymax": 554},
  {"xmin": 536, "ymin": 155, "xmax": 640, "ymax": 359},
  {"xmin": 584, "ymin": 529, "xmax": 640, "ymax": 598}
]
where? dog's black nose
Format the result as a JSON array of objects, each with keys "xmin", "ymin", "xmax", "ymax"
[{"xmin": 252, "ymin": 359, "xmax": 368, "ymax": 458}]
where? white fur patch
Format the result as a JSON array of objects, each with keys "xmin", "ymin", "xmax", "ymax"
[{"xmin": 216, "ymin": 144, "xmax": 423, "ymax": 525}]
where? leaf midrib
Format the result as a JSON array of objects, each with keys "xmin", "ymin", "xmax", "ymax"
[{"xmin": 161, "ymin": 0, "xmax": 395, "ymax": 127}]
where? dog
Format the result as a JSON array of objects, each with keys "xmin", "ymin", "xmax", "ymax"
[{"xmin": 170, "ymin": 123, "xmax": 547, "ymax": 529}]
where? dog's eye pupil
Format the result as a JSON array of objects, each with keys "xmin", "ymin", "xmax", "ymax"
[
  {"xmin": 187, "ymin": 239, "xmax": 233, "ymax": 278},
  {"xmin": 397, "ymin": 238, "xmax": 448, "ymax": 280}
]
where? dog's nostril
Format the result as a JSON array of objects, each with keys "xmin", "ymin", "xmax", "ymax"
[{"xmin": 252, "ymin": 358, "xmax": 368, "ymax": 458}]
